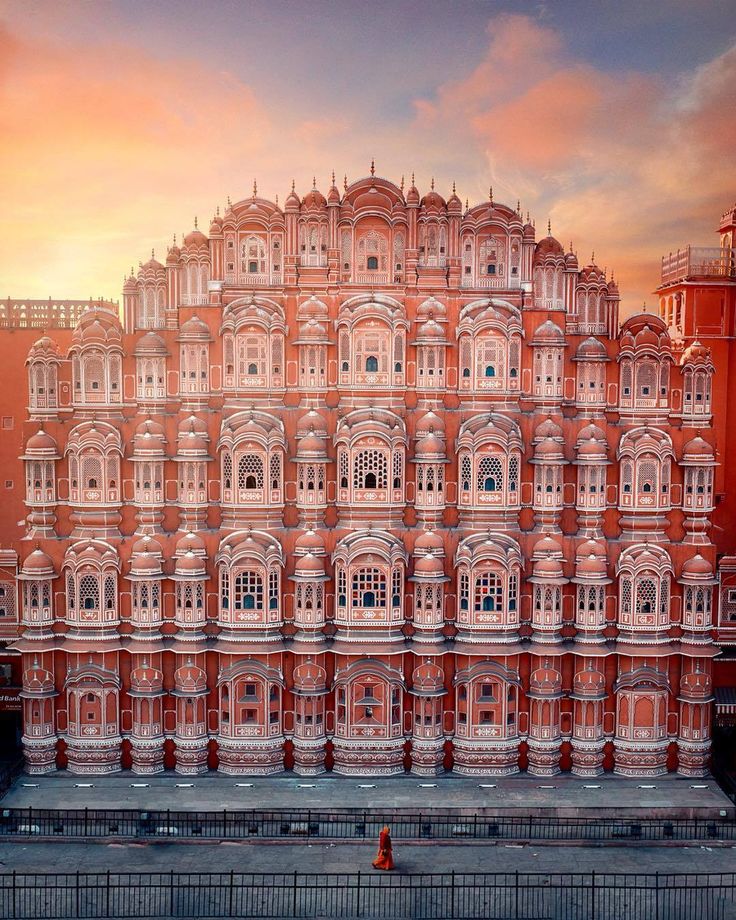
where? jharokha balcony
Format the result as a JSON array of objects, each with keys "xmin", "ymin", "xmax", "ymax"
[{"xmin": 660, "ymin": 246, "xmax": 736, "ymax": 285}]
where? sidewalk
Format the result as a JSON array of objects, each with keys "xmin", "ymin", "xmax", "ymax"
[{"xmin": 3, "ymin": 770, "xmax": 733, "ymax": 819}]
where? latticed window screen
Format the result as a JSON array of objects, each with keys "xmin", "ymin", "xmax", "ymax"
[
  {"xmin": 104, "ymin": 575, "xmax": 116, "ymax": 610},
  {"xmin": 508, "ymin": 574, "xmax": 518, "ymax": 611},
  {"xmin": 635, "ymin": 578, "xmax": 657, "ymax": 615},
  {"xmin": 223, "ymin": 453, "xmax": 233, "ymax": 489},
  {"xmin": 220, "ymin": 569, "xmax": 230, "ymax": 609},
  {"xmin": 459, "ymin": 571, "xmax": 470, "ymax": 611},
  {"xmin": 508, "ymin": 455, "xmax": 519, "ymax": 492},
  {"xmin": 353, "ymin": 449, "xmax": 387, "ymax": 489},
  {"xmin": 392, "ymin": 450, "xmax": 403, "ymax": 489},
  {"xmin": 476, "ymin": 337, "xmax": 506, "ymax": 380},
  {"xmin": 636, "ymin": 360, "xmax": 656, "ymax": 396},
  {"xmin": 66, "ymin": 573, "xmax": 76, "ymax": 609},
  {"xmin": 269, "ymin": 452, "xmax": 281, "ymax": 491},
  {"xmin": 268, "ymin": 570, "xmax": 279, "ymax": 610},
  {"xmin": 620, "ymin": 577, "xmax": 632, "ymax": 615},
  {"xmin": 460, "ymin": 454, "xmax": 472, "ymax": 491},
  {"xmin": 271, "ymin": 336, "xmax": 283, "ymax": 373},
  {"xmin": 637, "ymin": 460, "xmax": 657, "ymax": 495},
  {"xmin": 337, "ymin": 568, "xmax": 347, "ymax": 606},
  {"xmin": 240, "ymin": 335, "xmax": 266, "ymax": 375},
  {"xmin": 460, "ymin": 338, "xmax": 472, "ymax": 377},
  {"xmin": 351, "ymin": 568, "xmax": 386, "ymax": 608},
  {"xmin": 475, "ymin": 572, "xmax": 503, "ymax": 612},
  {"xmin": 391, "ymin": 568, "xmax": 402, "ymax": 607},
  {"xmin": 79, "ymin": 574, "xmax": 99, "ymax": 610},
  {"xmin": 234, "ymin": 571, "xmax": 263, "ymax": 610},
  {"xmin": 477, "ymin": 456, "xmax": 503, "ymax": 492},
  {"xmin": 509, "ymin": 338, "xmax": 520, "ymax": 379},
  {"xmin": 237, "ymin": 455, "xmax": 264, "ymax": 489},
  {"xmin": 620, "ymin": 360, "xmax": 632, "ymax": 397},
  {"xmin": 659, "ymin": 578, "xmax": 669, "ymax": 617}
]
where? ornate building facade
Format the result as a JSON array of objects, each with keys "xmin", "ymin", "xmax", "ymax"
[{"xmin": 2, "ymin": 175, "xmax": 735, "ymax": 777}]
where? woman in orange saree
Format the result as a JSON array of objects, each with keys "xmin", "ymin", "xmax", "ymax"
[{"xmin": 372, "ymin": 825, "xmax": 395, "ymax": 870}]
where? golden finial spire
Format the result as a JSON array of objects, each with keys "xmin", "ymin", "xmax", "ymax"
[
  {"xmin": 591, "ymin": 250, "xmax": 595, "ymax": 263},
  {"xmin": 411, "ymin": 171, "xmax": 415, "ymax": 186},
  {"xmin": 275, "ymin": 194, "xmax": 279, "ymax": 206},
  {"xmin": 173, "ymin": 234, "xmax": 176, "ymax": 245},
  {"xmin": 216, "ymin": 205, "xmax": 220, "ymax": 217},
  {"xmin": 331, "ymin": 170, "xmax": 336, "ymax": 186},
  {"xmin": 344, "ymin": 174, "xmax": 348, "ymax": 190},
  {"xmin": 291, "ymin": 178, "xmax": 295, "ymax": 192},
  {"xmin": 516, "ymin": 200, "xmax": 520, "ymax": 212},
  {"xmin": 370, "ymin": 158, "xmax": 375, "ymax": 177},
  {"xmin": 526, "ymin": 210, "xmax": 530, "ymax": 223},
  {"xmin": 400, "ymin": 175, "xmax": 405, "ymax": 191},
  {"xmin": 151, "ymin": 248, "xmax": 155, "ymax": 258},
  {"xmin": 465, "ymin": 198, "xmax": 469, "ymax": 211},
  {"xmin": 489, "ymin": 186, "xmax": 493, "ymax": 203},
  {"xmin": 227, "ymin": 195, "xmax": 232, "ymax": 207},
  {"xmin": 431, "ymin": 176, "xmax": 435, "ymax": 190},
  {"xmin": 253, "ymin": 179, "xmax": 258, "ymax": 198},
  {"xmin": 194, "ymin": 216, "xmax": 198, "ymax": 229},
  {"xmin": 547, "ymin": 219, "xmax": 551, "ymax": 236},
  {"xmin": 453, "ymin": 181, "xmax": 457, "ymax": 194},
  {"xmin": 312, "ymin": 176, "xmax": 316, "ymax": 189}
]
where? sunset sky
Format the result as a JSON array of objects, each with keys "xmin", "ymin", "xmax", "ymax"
[{"xmin": 1, "ymin": 0, "xmax": 735, "ymax": 311}]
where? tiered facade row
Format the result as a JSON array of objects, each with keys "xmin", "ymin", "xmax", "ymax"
[{"xmin": 8, "ymin": 175, "xmax": 736, "ymax": 777}]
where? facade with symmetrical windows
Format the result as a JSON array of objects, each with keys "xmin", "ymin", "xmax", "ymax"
[{"xmin": 4, "ymin": 178, "xmax": 736, "ymax": 777}]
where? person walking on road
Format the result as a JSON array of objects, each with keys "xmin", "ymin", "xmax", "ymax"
[{"xmin": 372, "ymin": 825, "xmax": 395, "ymax": 870}]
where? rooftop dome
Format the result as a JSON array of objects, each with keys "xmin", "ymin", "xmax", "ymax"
[
  {"xmin": 535, "ymin": 235, "xmax": 564, "ymax": 259},
  {"xmin": 573, "ymin": 667, "xmax": 606, "ymax": 695},
  {"xmin": 177, "ymin": 315, "xmax": 211, "ymax": 341},
  {"xmin": 532, "ymin": 319, "xmax": 565, "ymax": 345},
  {"xmin": 24, "ymin": 429, "xmax": 59, "ymax": 455},
  {"xmin": 293, "ymin": 553, "xmax": 326, "ymax": 577},
  {"xmin": 415, "ymin": 432, "xmax": 445, "ymax": 459},
  {"xmin": 414, "ymin": 553, "xmax": 445, "ymax": 576},
  {"xmin": 174, "ymin": 550, "xmax": 207, "ymax": 577},
  {"xmin": 294, "ymin": 529, "xmax": 326, "ymax": 556},
  {"xmin": 21, "ymin": 549, "xmax": 55, "ymax": 578},
  {"xmin": 175, "ymin": 531, "xmax": 206, "ymax": 557},
  {"xmin": 575, "ymin": 337, "xmax": 608, "ymax": 359},
  {"xmin": 680, "ymin": 554, "xmax": 714, "ymax": 579},
  {"xmin": 413, "ymin": 529, "xmax": 444, "ymax": 556},
  {"xmin": 134, "ymin": 332, "xmax": 168, "ymax": 356}
]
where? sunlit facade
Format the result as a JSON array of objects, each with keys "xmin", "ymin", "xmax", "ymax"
[{"xmin": 4, "ymin": 177, "xmax": 735, "ymax": 777}]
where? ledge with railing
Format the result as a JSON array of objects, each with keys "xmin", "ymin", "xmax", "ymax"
[{"xmin": 661, "ymin": 247, "xmax": 736, "ymax": 285}]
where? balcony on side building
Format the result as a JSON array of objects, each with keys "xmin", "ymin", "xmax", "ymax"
[{"xmin": 660, "ymin": 246, "xmax": 736, "ymax": 285}]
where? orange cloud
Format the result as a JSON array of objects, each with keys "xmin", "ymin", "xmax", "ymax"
[{"xmin": 0, "ymin": 12, "xmax": 733, "ymax": 313}]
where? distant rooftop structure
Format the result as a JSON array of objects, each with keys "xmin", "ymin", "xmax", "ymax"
[
  {"xmin": 0, "ymin": 298, "xmax": 119, "ymax": 330},
  {"xmin": 660, "ymin": 246, "xmax": 736, "ymax": 286}
]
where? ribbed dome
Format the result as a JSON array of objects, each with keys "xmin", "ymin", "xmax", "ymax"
[
  {"xmin": 414, "ymin": 529, "xmax": 444, "ymax": 555},
  {"xmin": 294, "ymin": 529, "xmax": 326, "ymax": 555},
  {"xmin": 21, "ymin": 549, "xmax": 55, "ymax": 577},
  {"xmin": 414, "ymin": 553, "xmax": 445, "ymax": 576}
]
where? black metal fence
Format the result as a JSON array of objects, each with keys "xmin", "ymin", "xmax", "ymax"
[
  {"xmin": 1, "ymin": 806, "xmax": 736, "ymax": 843},
  {"xmin": 1, "ymin": 871, "xmax": 736, "ymax": 919}
]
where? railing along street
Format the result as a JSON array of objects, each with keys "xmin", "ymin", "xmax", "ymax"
[
  {"xmin": 0, "ymin": 807, "xmax": 735, "ymax": 842},
  {"xmin": 1, "ymin": 870, "xmax": 736, "ymax": 919}
]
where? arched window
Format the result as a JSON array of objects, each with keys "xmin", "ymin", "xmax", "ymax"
[{"xmin": 366, "ymin": 355, "xmax": 378, "ymax": 372}]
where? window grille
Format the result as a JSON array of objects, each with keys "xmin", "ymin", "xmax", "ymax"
[
  {"xmin": 234, "ymin": 571, "xmax": 263, "ymax": 610},
  {"xmin": 477, "ymin": 456, "xmax": 503, "ymax": 492},
  {"xmin": 353, "ymin": 449, "xmax": 388, "ymax": 489},
  {"xmin": 351, "ymin": 568, "xmax": 386, "ymax": 609}
]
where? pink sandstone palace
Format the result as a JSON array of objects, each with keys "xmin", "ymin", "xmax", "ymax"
[{"xmin": 1, "ymin": 171, "xmax": 735, "ymax": 779}]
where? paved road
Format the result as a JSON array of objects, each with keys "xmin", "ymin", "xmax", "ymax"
[
  {"xmin": 1, "ymin": 839, "xmax": 735, "ymax": 875},
  {"xmin": 4, "ymin": 770, "xmax": 732, "ymax": 818}
]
